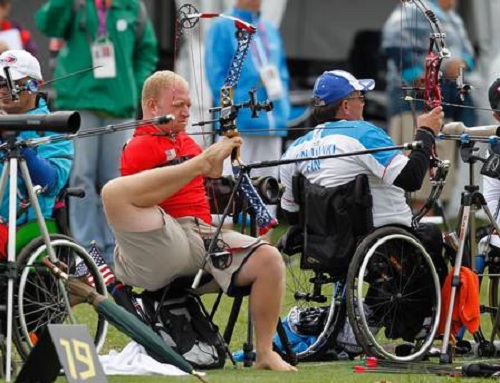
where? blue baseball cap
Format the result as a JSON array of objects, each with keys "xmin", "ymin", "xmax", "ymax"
[{"xmin": 312, "ymin": 70, "xmax": 375, "ymax": 106}]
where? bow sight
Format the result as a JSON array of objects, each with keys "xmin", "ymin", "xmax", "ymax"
[
  {"xmin": 214, "ymin": 88, "xmax": 273, "ymax": 135},
  {"xmin": 191, "ymin": 89, "xmax": 274, "ymax": 133},
  {"xmin": 192, "ymin": 89, "xmax": 273, "ymax": 132}
]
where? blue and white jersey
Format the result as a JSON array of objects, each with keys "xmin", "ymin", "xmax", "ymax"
[{"xmin": 279, "ymin": 120, "xmax": 412, "ymax": 227}]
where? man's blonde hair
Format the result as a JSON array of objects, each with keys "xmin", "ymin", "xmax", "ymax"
[{"xmin": 141, "ymin": 70, "xmax": 189, "ymax": 108}]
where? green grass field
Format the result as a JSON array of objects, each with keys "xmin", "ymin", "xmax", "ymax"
[{"xmin": 6, "ymin": 224, "xmax": 500, "ymax": 382}]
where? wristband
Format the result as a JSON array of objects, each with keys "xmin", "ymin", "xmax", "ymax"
[{"xmin": 416, "ymin": 126, "xmax": 436, "ymax": 137}]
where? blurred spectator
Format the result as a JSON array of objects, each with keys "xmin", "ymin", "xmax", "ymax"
[
  {"xmin": 35, "ymin": 0, "xmax": 158, "ymax": 266},
  {"xmin": 0, "ymin": 0, "xmax": 38, "ymax": 56},
  {"xmin": 204, "ymin": 0, "xmax": 291, "ymax": 181},
  {"xmin": 381, "ymin": 0, "xmax": 476, "ymax": 211}
]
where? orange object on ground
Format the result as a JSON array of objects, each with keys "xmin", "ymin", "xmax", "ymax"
[{"xmin": 438, "ymin": 266, "xmax": 480, "ymax": 336}]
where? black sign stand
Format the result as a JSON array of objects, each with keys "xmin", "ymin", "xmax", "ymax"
[{"xmin": 15, "ymin": 324, "xmax": 107, "ymax": 383}]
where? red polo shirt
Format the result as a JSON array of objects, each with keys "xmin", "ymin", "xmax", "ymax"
[{"xmin": 120, "ymin": 125, "xmax": 212, "ymax": 224}]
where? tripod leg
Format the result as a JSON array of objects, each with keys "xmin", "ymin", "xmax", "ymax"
[
  {"xmin": 5, "ymin": 158, "xmax": 16, "ymax": 382},
  {"xmin": 223, "ymin": 295, "xmax": 243, "ymax": 346},
  {"xmin": 440, "ymin": 204, "xmax": 473, "ymax": 363},
  {"xmin": 275, "ymin": 318, "xmax": 298, "ymax": 366},
  {"xmin": 243, "ymin": 300, "xmax": 254, "ymax": 367}
]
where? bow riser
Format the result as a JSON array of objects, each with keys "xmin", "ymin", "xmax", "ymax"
[
  {"xmin": 213, "ymin": 11, "xmax": 278, "ymax": 234},
  {"xmin": 424, "ymin": 51, "xmax": 443, "ymax": 109}
]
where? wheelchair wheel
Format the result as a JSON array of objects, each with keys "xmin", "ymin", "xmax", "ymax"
[
  {"xmin": 346, "ymin": 226, "xmax": 441, "ymax": 361},
  {"xmin": 13, "ymin": 234, "xmax": 108, "ymax": 360},
  {"xmin": 282, "ymin": 253, "xmax": 354, "ymax": 361}
]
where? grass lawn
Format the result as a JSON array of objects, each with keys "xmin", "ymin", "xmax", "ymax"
[{"xmin": 6, "ymin": 224, "xmax": 500, "ymax": 382}]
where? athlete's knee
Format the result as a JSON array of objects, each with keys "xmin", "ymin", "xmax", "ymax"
[
  {"xmin": 101, "ymin": 178, "xmax": 123, "ymax": 209},
  {"xmin": 256, "ymin": 245, "xmax": 285, "ymax": 275}
]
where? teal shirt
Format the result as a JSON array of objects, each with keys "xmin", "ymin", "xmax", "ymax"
[{"xmin": 0, "ymin": 99, "xmax": 74, "ymax": 224}]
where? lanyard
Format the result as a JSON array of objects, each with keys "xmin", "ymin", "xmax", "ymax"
[
  {"xmin": 95, "ymin": 0, "xmax": 108, "ymax": 38},
  {"xmin": 251, "ymin": 22, "xmax": 271, "ymax": 69}
]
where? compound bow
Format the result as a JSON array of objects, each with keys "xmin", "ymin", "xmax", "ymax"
[{"xmin": 177, "ymin": 4, "xmax": 277, "ymax": 236}]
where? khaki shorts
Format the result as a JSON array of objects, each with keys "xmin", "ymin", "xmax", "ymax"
[
  {"xmin": 113, "ymin": 211, "xmax": 264, "ymax": 294},
  {"xmin": 388, "ymin": 112, "xmax": 457, "ymax": 202}
]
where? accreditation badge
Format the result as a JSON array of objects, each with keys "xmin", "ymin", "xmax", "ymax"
[
  {"xmin": 91, "ymin": 38, "xmax": 117, "ymax": 79},
  {"xmin": 259, "ymin": 64, "xmax": 284, "ymax": 101}
]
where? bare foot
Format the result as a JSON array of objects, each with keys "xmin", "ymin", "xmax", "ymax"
[
  {"xmin": 255, "ymin": 351, "xmax": 298, "ymax": 372},
  {"xmin": 201, "ymin": 137, "xmax": 243, "ymax": 178}
]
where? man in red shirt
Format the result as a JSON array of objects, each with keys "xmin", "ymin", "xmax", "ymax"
[{"xmin": 102, "ymin": 70, "xmax": 296, "ymax": 372}]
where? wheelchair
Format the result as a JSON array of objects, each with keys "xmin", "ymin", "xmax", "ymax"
[
  {"xmin": 1, "ymin": 186, "xmax": 108, "ymax": 362},
  {"xmin": 279, "ymin": 169, "xmax": 447, "ymax": 362}
]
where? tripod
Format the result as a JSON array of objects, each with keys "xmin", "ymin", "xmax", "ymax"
[
  {"xmin": 0, "ymin": 135, "xmax": 68, "ymax": 381},
  {"xmin": 440, "ymin": 138, "xmax": 500, "ymax": 363}
]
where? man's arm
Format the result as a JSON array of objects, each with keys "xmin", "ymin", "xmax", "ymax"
[
  {"xmin": 35, "ymin": 0, "xmax": 75, "ymax": 39},
  {"xmin": 33, "ymin": 134, "xmax": 74, "ymax": 197},
  {"xmin": 22, "ymin": 148, "xmax": 57, "ymax": 191},
  {"xmin": 393, "ymin": 129, "xmax": 434, "ymax": 191},
  {"xmin": 393, "ymin": 106, "xmax": 444, "ymax": 191}
]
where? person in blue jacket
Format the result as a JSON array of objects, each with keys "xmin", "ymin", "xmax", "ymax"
[
  {"xmin": 204, "ymin": 0, "xmax": 291, "ymax": 180},
  {"xmin": 0, "ymin": 50, "xmax": 73, "ymax": 257}
]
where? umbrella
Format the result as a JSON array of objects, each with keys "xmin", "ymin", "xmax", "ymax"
[{"xmin": 42, "ymin": 257, "xmax": 207, "ymax": 382}]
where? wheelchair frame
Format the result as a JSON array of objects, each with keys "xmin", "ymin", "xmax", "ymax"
[{"xmin": 280, "ymin": 160, "xmax": 449, "ymax": 362}]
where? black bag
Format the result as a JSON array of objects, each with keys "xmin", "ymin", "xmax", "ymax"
[
  {"xmin": 155, "ymin": 293, "xmax": 227, "ymax": 370},
  {"xmin": 294, "ymin": 174, "xmax": 374, "ymax": 276}
]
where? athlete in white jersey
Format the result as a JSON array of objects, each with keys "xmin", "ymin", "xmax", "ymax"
[{"xmin": 280, "ymin": 70, "xmax": 443, "ymax": 229}]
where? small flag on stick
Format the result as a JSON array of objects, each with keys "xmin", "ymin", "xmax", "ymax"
[{"xmin": 74, "ymin": 242, "xmax": 115, "ymax": 287}]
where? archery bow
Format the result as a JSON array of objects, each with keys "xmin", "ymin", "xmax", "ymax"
[
  {"xmin": 396, "ymin": 0, "xmax": 452, "ymax": 184},
  {"xmin": 409, "ymin": 0, "xmax": 449, "ymax": 110},
  {"xmin": 401, "ymin": 0, "xmax": 485, "ymax": 364},
  {"xmin": 177, "ymin": 4, "xmax": 277, "ymax": 236}
]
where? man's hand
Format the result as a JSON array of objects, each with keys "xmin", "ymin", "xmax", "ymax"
[{"xmin": 417, "ymin": 106, "xmax": 444, "ymax": 135}]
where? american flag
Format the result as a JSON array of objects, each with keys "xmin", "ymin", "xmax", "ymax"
[{"xmin": 74, "ymin": 244, "xmax": 116, "ymax": 287}]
